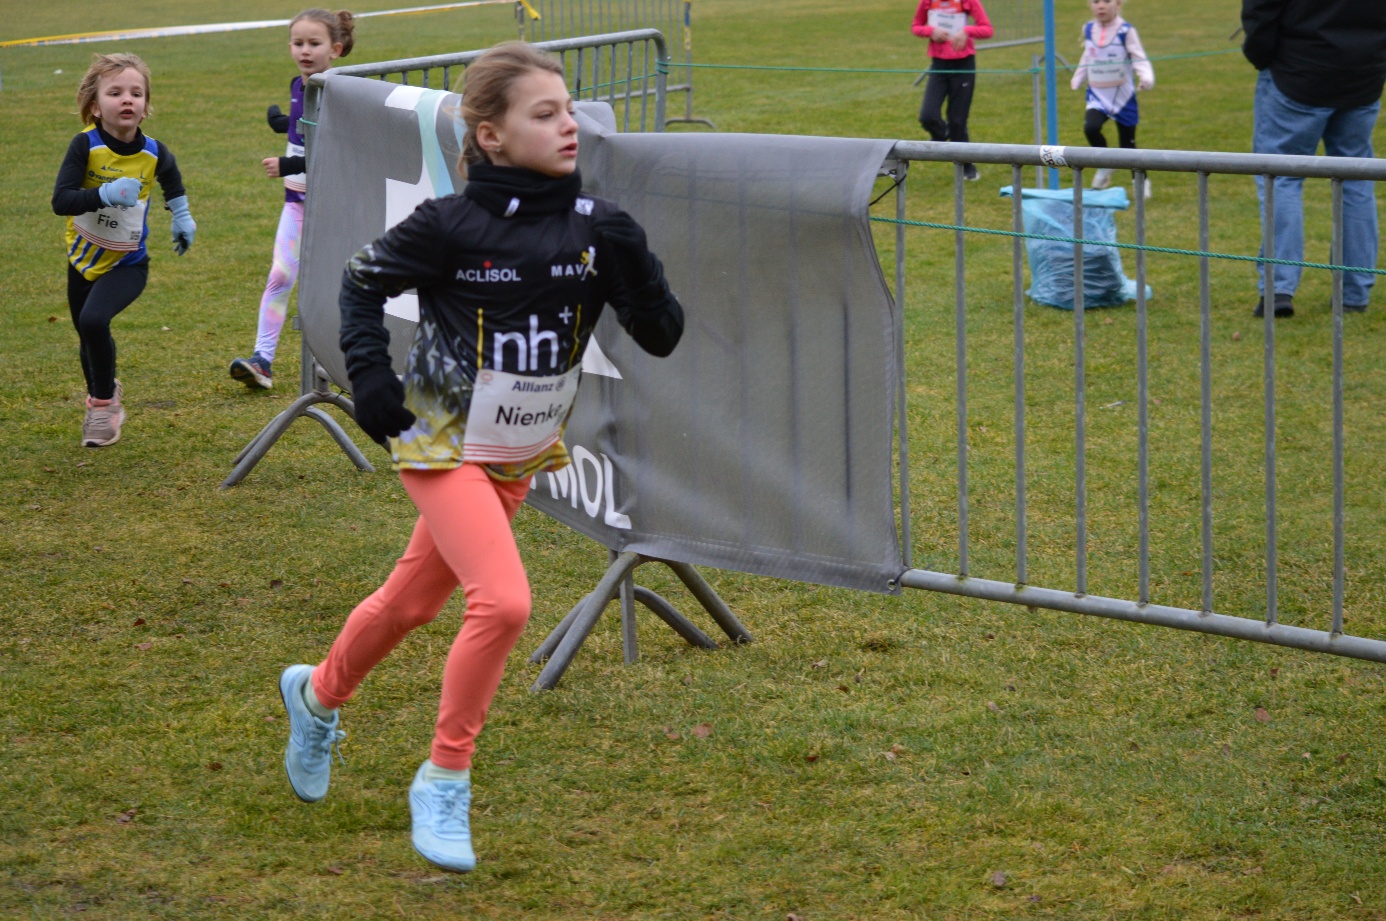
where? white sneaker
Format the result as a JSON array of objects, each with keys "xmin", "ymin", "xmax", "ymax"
[
  {"xmin": 409, "ymin": 761, "xmax": 476, "ymax": 872},
  {"xmin": 1091, "ymin": 168, "xmax": 1114, "ymax": 191},
  {"xmin": 1142, "ymin": 176, "xmax": 1153, "ymax": 200},
  {"xmin": 279, "ymin": 665, "xmax": 344, "ymax": 802}
]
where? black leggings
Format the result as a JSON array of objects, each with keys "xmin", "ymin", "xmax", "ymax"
[
  {"xmin": 919, "ymin": 56, "xmax": 976, "ymax": 144},
  {"xmin": 1084, "ymin": 108, "xmax": 1137, "ymax": 149},
  {"xmin": 67, "ymin": 261, "xmax": 147, "ymax": 401}
]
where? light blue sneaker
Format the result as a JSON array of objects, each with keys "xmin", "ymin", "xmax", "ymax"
[
  {"xmin": 278, "ymin": 664, "xmax": 344, "ymax": 803},
  {"xmin": 409, "ymin": 761, "xmax": 476, "ymax": 872}
]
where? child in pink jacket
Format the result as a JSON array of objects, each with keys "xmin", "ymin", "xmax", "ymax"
[{"xmin": 912, "ymin": 0, "xmax": 994, "ymax": 180}]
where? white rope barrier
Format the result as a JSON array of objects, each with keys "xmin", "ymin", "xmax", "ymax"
[{"xmin": 0, "ymin": 0, "xmax": 538, "ymax": 49}]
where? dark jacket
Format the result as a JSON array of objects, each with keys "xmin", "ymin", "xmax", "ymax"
[
  {"xmin": 1242, "ymin": 0, "xmax": 1386, "ymax": 108},
  {"xmin": 340, "ymin": 163, "xmax": 682, "ymax": 396}
]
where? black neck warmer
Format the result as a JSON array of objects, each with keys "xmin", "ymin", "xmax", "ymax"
[
  {"xmin": 94, "ymin": 122, "xmax": 147, "ymax": 156},
  {"xmin": 463, "ymin": 162, "xmax": 583, "ymax": 218}
]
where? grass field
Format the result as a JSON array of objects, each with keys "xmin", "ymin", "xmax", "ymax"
[{"xmin": 4, "ymin": 1, "xmax": 1386, "ymax": 918}]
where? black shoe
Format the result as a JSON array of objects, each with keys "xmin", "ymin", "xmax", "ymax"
[
  {"xmin": 1253, "ymin": 293, "xmax": 1294, "ymax": 318},
  {"xmin": 1342, "ymin": 302, "xmax": 1368, "ymax": 314},
  {"xmin": 962, "ymin": 163, "xmax": 980, "ymax": 182}
]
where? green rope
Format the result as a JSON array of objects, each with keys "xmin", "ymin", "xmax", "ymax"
[
  {"xmin": 684, "ymin": 46, "xmax": 1244, "ymax": 79},
  {"xmin": 686, "ymin": 62, "xmax": 1033, "ymax": 75},
  {"xmin": 1141, "ymin": 47, "xmax": 1245, "ymax": 64},
  {"xmin": 579, "ymin": 72, "xmax": 662, "ymax": 94},
  {"xmin": 869, "ymin": 215, "xmax": 1386, "ymax": 276}
]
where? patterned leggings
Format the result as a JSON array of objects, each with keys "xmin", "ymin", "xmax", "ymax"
[{"xmin": 253, "ymin": 200, "xmax": 303, "ymax": 362}]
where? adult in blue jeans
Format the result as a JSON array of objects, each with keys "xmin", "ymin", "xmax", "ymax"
[{"xmin": 1242, "ymin": 0, "xmax": 1386, "ymax": 317}]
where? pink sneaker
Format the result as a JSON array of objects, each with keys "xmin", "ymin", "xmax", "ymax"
[{"xmin": 82, "ymin": 384, "xmax": 125, "ymax": 447}]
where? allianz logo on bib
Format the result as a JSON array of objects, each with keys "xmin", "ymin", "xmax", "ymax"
[
  {"xmin": 457, "ymin": 259, "xmax": 522, "ymax": 282},
  {"xmin": 510, "ymin": 378, "xmax": 566, "ymax": 393}
]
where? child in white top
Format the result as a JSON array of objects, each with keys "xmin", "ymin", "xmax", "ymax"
[
  {"xmin": 1070, "ymin": 0, "xmax": 1154, "ymax": 194},
  {"xmin": 229, "ymin": 8, "xmax": 355, "ymax": 391}
]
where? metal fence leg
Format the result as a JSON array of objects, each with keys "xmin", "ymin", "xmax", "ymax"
[
  {"xmin": 302, "ymin": 406, "xmax": 374, "ymax": 469},
  {"xmin": 665, "ymin": 560, "xmax": 753, "ymax": 644},
  {"xmin": 532, "ymin": 551, "xmax": 642, "ymax": 690},
  {"xmin": 633, "ymin": 585, "xmax": 719, "ymax": 649},
  {"xmin": 529, "ymin": 552, "xmax": 747, "ymax": 690},
  {"xmin": 220, "ymin": 338, "xmax": 374, "ymax": 489},
  {"xmin": 529, "ymin": 592, "xmax": 592, "ymax": 664},
  {"xmin": 221, "ymin": 390, "xmax": 373, "ymax": 488},
  {"xmin": 620, "ymin": 568, "xmax": 639, "ymax": 664}
]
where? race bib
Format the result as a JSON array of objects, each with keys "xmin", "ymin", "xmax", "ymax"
[
  {"xmin": 72, "ymin": 198, "xmax": 148, "ymax": 251},
  {"xmin": 462, "ymin": 365, "xmax": 582, "ymax": 464},
  {"xmin": 1088, "ymin": 47, "xmax": 1129, "ymax": 88},
  {"xmin": 928, "ymin": 9, "xmax": 967, "ymax": 34},
  {"xmin": 283, "ymin": 141, "xmax": 307, "ymax": 193}
]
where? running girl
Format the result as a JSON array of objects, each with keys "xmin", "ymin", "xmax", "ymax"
[
  {"xmin": 52, "ymin": 53, "xmax": 195, "ymax": 447},
  {"xmin": 230, "ymin": 8, "xmax": 355, "ymax": 391},
  {"xmin": 1070, "ymin": 0, "xmax": 1154, "ymax": 194},
  {"xmin": 912, "ymin": 0, "xmax": 994, "ymax": 181},
  {"xmin": 277, "ymin": 42, "xmax": 684, "ymax": 873}
]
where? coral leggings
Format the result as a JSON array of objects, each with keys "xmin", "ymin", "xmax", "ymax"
[{"xmin": 312, "ymin": 464, "xmax": 532, "ymax": 770}]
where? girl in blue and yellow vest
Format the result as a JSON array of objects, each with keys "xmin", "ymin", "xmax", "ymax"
[{"xmin": 51, "ymin": 53, "xmax": 196, "ymax": 447}]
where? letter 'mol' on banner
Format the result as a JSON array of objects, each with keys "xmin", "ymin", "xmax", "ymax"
[{"xmin": 300, "ymin": 75, "xmax": 905, "ymax": 594}]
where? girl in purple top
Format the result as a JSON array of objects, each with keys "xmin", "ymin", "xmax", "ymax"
[{"xmin": 230, "ymin": 8, "xmax": 355, "ymax": 390}]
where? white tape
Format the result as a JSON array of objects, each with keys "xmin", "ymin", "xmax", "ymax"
[
  {"xmin": 384, "ymin": 86, "xmax": 430, "ymax": 110},
  {"xmin": 581, "ymin": 337, "xmax": 623, "ymax": 380},
  {"xmin": 3, "ymin": 1, "xmax": 509, "ymax": 48},
  {"xmin": 1039, "ymin": 145, "xmax": 1068, "ymax": 169}
]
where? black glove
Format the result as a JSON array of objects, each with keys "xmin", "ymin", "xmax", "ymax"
[
  {"xmin": 349, "ymin": 365, "xmax": 416, "ymax": 445},
  {"xmin": 594, "ymin": 210, "xmax": 657, "ymax": 291},
  {"xmin": 267, "ymin": 104, "xmax": 290, "ymax": 134}
]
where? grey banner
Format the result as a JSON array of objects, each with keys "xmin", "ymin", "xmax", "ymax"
[
  {"xmin": 300, "ymin": 74, "xmax": 904, "ymax": 593},
  {"xmin": 299, "ymin": 78, "xmax": 466, "ymax": 385}
]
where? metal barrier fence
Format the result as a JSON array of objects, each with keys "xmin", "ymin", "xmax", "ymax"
[
  {"xmin": 879, "ymin": 140, "xmax": 1386, "ymax": 663},
  {"xmin": 975, "ymin": 0, "xmax": 1043, "ymax": 50},
  {"xmin": 326, "ymin": 28, "xmax": 669, "ymax": 133},
  {"xmin": 516, "ymin": 0, "xmax": 711, "ymax": 126},
  {"xmin": 227, "ymin": 31, "xmax": 1386, "ymax": 671},
  {"xmin": 221, "ymin": 30, "xmax": 670, "ymax": 488}
]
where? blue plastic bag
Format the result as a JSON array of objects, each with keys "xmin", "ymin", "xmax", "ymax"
[{"xmin": 1000, "ymin": 186, "xmax": 1152, "ymax": 310}]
